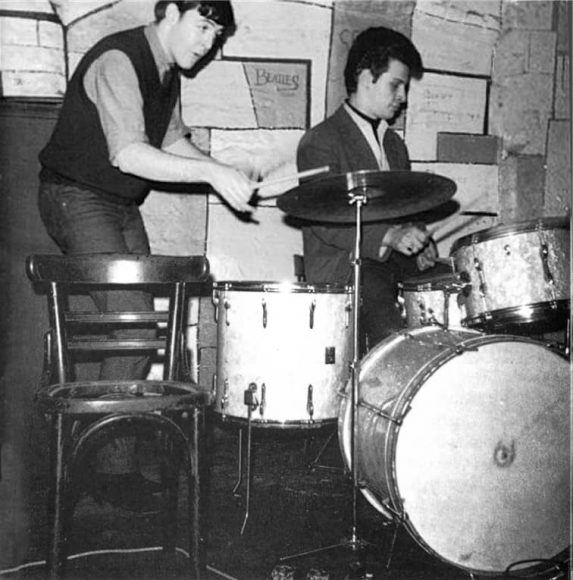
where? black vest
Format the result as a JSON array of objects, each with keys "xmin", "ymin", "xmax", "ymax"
[{"xmin": 39, "ymin": 27, "xmax": 179, "ymax": 205}]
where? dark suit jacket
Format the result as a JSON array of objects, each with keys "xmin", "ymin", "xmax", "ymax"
[{"xmin": 296, "ymin": 105, "xmax": 410, "ymax": 284}]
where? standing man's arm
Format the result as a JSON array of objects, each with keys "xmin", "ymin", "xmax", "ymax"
[{"xmin": 84, "ymin": 50, "xmax": 253, "ymax": 213}]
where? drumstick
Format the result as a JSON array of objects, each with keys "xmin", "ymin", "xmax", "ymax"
[
  {"xmin": 430, "ymin": 214, "xmax": 496, "ymax": 244},
  {"xmin": 252, "ymin": 165, "xmax": 330, "ymax": 197}
]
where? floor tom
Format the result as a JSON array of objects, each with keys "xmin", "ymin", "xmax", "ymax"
[{"xmin": 213, "ymin": 281, "xmax": 353, "ymax": 427}]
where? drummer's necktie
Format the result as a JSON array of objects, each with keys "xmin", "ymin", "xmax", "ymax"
[{"xmin": 346, "ymin": 101, "xmax": 381, "ymax": 143}]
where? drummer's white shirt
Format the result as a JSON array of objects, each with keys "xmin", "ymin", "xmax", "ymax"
[{"xmin": 343, "ymin": 102, "xmax": 391, "ymax": 171}]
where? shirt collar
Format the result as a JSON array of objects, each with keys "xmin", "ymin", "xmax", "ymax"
[
  {"xmin": 344, "ymin": 101, "xmax": 389, "ymax": 142},
  {"xmin": 144, "ymin": 23, "xmax": 175, "ymax": 78}
]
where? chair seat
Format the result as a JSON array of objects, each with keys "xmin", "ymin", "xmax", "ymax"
[{"xmin": 37, "ymin": 380, "xmax": 212, "ymax": 415}]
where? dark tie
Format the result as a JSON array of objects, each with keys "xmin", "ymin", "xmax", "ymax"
[
  {"xmin": 162, "ymin": 67, "xmax": 174, "ymax": 89},
  {"xmin": 346, "ymin": 101, "xmax": 381, "ymax": 143}
]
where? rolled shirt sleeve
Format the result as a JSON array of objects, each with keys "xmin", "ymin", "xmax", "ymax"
[{"xmin": 83, "ymin": 50, "xmax": 186, "ymax": 165}]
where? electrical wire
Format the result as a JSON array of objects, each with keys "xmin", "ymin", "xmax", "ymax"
[
  {"xmin": 504, "ymin": 556, "xmax": 570, "ymax": 579},
  {"xmin": 0, "ymin": 546, "xmax": 239, "ymax": 580}
]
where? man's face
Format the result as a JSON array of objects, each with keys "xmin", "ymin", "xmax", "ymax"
[
  {"xmin": 167, "ymin": 7, "xmax": 223, "ymax": 70},
  {"xmin": 361, "ymin": 58, "xmax": 411, "ymax": 121}
]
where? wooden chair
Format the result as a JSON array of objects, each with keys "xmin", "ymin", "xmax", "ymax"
[{"xmin": 26, "ymin": 254, "xmax": 212, "ymax": 580}]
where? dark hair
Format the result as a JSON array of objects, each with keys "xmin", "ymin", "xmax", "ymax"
[
  {"xmin": 344, "ymin": 27, "xmax": 423, "ymax": 95},
  {"xmin": 155, "ymin": 1, "xmax": 236, "ymax": 32}
]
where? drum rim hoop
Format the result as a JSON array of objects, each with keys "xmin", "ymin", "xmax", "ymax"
[
  {"xmin": 450, "ymin": 216, "xmax": 570, "ymax": 253},
  {"xmin": 213, "ymin": 280, "xmax": 353, "ymax": 293}
]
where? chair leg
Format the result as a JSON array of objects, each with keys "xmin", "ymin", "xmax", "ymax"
[
  {"xmin": 189, "ymin": 407, "xmax": 203, "ymax": 579},
  {"xmin": 47, "ymin": 413, "xmax": 68, "ymax": 580},
  {"xmin": 160, "ymin": 432, "xmax": 180, "ymax": 553}
]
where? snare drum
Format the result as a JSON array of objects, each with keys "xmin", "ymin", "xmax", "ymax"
[
  {"xmin": 398, "ymin": 272, "xmax": 465, "ymax": 328},
  {"xmin": 338, "ymin": 326, "xmax": 570, "ymax": 575},
  {"xmin": 213, "ymin": 282, "xmax": 353, "ymax": 427},
  {"xmin": 450, "ymin": 217, "xmax": 570, "ymax": 331}
]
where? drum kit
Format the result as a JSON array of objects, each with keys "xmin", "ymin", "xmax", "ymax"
[{"xmin": 210, "ymin": 169, "xmax": 571, "ymax": 577}]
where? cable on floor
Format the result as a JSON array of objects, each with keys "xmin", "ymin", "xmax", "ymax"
[
  {"xmin": 0, "ymin": 546, "xmax": 239, "ymax": 580},
  {"xmin": 504, "ymin": 556, "xmax": 570, "ymax": 579}
]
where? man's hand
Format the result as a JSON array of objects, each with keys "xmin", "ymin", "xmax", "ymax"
[
  {"xmin": 206, "ymin": 162, "xmax": 254, "ymax": 214},
  {"xmin": 416, "ymin": 239, "xmax": 438, "ymax": 271},
  {"xmin": 380, "ymin": 223, "xmax": 430, "ymax": 256}
]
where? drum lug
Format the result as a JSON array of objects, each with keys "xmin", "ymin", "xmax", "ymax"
[
  {"xmin": 223, "ymin": 299, "xmax": 231, "ymax": 326},
  {"xmin": 457, "ymin": 271, "xmax": 472, "ymax": 297},
  {"xmin": 307, "ymin": 384, "xmax": 314, "ymax": 422},
  {"xmin": 212, "ymin": 373, "xmax": 217, "ymax": 398},
  {"xmin": 540, "ymin": 242, "xmax": 555, "ymax": 286},
  {"xmin": 261, "ymin": 298, "xmax": 267, "ymax": 328},
  {"xmin": 220, "ymin": 378, "xmax": 229, "ymax": 412},
  {"xmin": 473, "ymin": 257, "xmax": 487, "ymax": 297},
  {"xmin": 259, "ymin": 383, "xmax": 266, "ymax": 419},
  {"xmin": 309, "ymin": 299, "xmax": 316, "ymax": 329},
  {"xmin": 345, "ymin": 300, "xmax": 352, "ymax": 328},
  {"xmin": 212, "ymin": 289, "xmax": 220, "ymax": 322}
]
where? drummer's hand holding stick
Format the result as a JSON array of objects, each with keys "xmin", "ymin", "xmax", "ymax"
[
  {"xmin": 206, "ymin": 161, "xmax": 258, "ymax": 214},
  {"xmin": 379, "ymin": 223, "xmax": 432, "ymax": 257},
  {"xmin": 416, "ymin": 239, "xmax": 439, "ymax": 271}
]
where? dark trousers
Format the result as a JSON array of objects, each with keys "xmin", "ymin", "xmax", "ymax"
[{"xmin": 38, "ymin": 180, "xmax": 155, "ymax": 472}]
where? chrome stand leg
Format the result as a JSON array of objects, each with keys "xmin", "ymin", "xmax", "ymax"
[
  {"xmin": 306, "ymin": 429, "xmax": 340, "ymax": 473},
  {"xmin": 239, "ymin": 404, "xmax": 253, "ymax": 535},
  {"xmin": 238, "ymin": 383, "xmax": 258, "ymax": 535},
  {"xmin": 384, "ymin": 522, "xmax": 400, "ymax": 571},
  {"xmin": 232, "ymin": 428, "xmax": 243, "ymax": 496}
]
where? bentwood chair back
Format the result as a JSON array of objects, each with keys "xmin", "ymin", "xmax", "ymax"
[{"xmin": 26, "ymin": 253, "xmax": 212, "ymax": 580}]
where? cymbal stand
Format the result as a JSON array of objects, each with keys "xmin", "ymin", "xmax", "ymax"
[
  {"xmin": 279, "ymin": 184, "xmax": 369, "ymax": 564},
  {"xmin": 347, "ymin": 186, "xmax": 367, "ymax": 550}
]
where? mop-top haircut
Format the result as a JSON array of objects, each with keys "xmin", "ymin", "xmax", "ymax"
[{"xmin": 154, "ymin": 1, "xmax": 236, "ymax": 32}]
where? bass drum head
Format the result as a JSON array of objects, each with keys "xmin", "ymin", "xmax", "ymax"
[
  {"xmin": 340, "ymin": 329, "xmax": 570, "ymax": 575},
  {"xmin": 394, "ymin": 338, "xmax": 569, "ymax": 574}
]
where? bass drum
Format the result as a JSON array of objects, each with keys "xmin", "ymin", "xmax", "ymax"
[{"xmin": 338, "ymin": 327, "xmax": 570, "ymax": 575}]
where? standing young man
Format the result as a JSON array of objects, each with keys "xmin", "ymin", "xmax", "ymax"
[
  {"xmin": 38, "ymin": 1, "xmax": 253, "ymax": 511},
  {"xmin": 297, "ymin": 26, "xmax": 446, "ymax": 352}
]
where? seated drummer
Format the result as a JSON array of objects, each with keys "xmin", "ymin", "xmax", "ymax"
[{"xmin": 297, "ymin": 26, "xmax": 449, "ymax": 353}]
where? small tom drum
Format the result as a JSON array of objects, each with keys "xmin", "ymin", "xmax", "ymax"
[
  {"xmin": 450, "ymin": 217, "xmax": 570, "ymax": 331},
  {"xmin": 398, "ymin": 272, "xmax": 465, "ymax": 329},
  {"xmin": 213, "ymin": 281, "xmax": 353, "ymax": 427},
  {"xmin": 339, "ymin": 327, "xmax": 570, "ymax": 575}
]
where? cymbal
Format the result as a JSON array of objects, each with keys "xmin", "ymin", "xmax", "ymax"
[{"xmin": 276, "ymin": 169, "xmax": 457, "ymax": 223}]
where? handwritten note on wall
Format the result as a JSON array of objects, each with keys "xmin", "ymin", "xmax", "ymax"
[{"xmin": 405, "ymin": 72, "xmax": 488, "ymax": 161}]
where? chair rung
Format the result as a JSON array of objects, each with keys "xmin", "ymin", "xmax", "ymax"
[
  {"xmin": 65, "ymin": 312, "xmax": 169, "ymax": 324},
  {"xmin": 68, "ymin": 338, "xmax": 166, "ymax": 351}
]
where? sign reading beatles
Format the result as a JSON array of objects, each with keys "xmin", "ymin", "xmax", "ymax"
[{"xmin": 243, "ymin": 59, "xmax": 310, "ymax": 129}]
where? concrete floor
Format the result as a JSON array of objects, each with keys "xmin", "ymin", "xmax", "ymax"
[{"xmin": 15, "ymin": 415, "xmax": 570, "ymax": 580}]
